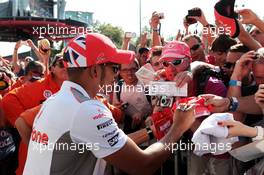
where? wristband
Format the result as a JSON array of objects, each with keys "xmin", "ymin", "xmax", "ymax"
[
  {"xmin": 252, "ymin": 126, "xmax": 264, "ymax": 141},
  {"xmin": 229, "ymin": 80, "xmax": 242, "ymax": 87},
  {"xmin": 228, "ymin": 97, "xmax": 239, "ymax": 112},
  {"xmin": 146, "ymin": 126, "xmax": 154, "ymax": 140}
]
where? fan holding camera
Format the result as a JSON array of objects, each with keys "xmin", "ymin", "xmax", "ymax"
[
  {"xmin": 184, "ymin": 8, "xmax": 209, "ymax": 32},
  {"xmin": 149, "ymin": 11, "xmax": 163, "ymax": 47}
]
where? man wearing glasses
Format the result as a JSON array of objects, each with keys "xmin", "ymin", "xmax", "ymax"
[
  {"xmin": 23, "ymin": 33, "xmax": 195, "ymax": 175},
  {"xmin": 183, "ymin": 34, "xmax": 206, "ymax": 62}
]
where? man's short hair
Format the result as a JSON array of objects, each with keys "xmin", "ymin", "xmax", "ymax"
[
  {"xmin": 149, "ymin": 46, "xmax": 162, "ymax": 63},
  {"xmin": 24, "ymin": 61, "xmax": 44, "ymax": 76},
  {"xmin": 183, "ymin": 34, "xmax": 202, "ymax": 44},
  {"xmin": 67, "ymin": 67, "xmax": 87, "ymax": 81},
  {"xmin": 229, "ymin": 44, "xmax": 250, "ymax": 53},
  {"xmin": 211, "ymin": 34, "xmax": 237, "ymax": 53}
]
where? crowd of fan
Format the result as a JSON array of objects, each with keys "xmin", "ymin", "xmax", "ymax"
[{"xmin": 0, "ymin": 4, "xmax": 264, "ymax": 175}]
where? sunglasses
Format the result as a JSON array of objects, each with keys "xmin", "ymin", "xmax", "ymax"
[
  {"xmin": 162, "ymin": 59, "xmax": 185, "ymax": 67},
  {"xmin": 190, "ymin": 44, "xmax": 200, "ymax": 51},
  {"xmin": 223, "ymin": 62, "xmax": 235, "ymax": 69},
  {"xmin": 111, "ymin": 65, "xmax": 120, "ymax": 74},
  {"xmin": 54, "ymin": 60, "xmax": 65, "ymax": 68}
]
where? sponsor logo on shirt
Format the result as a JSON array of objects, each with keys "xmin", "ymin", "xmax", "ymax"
[
  {"xmin": 102, "ymin": 128, "xmax": 117, "ymax": 138},
  {"xmin": 31, "ymin": 129, "xmax": 49, "ymax": 145},
  {"xmin": 107, "ymin": 133, "xmax": 119, "ymax": 147},
  {"xmin": 92, "ymin": 113, "xmax": 106, "ymax": 120},
  {"xmin": 43, "ymin": 90, "xmax": 52, "ymax": 99},
  {"xmin": 97, "ymin": 119, "xmax": 113, "ymax": 130}
]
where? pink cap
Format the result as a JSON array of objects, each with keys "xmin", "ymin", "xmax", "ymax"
[{"xmin": 160, "ymin": 41, "xmax": 191, "ymax": 62}]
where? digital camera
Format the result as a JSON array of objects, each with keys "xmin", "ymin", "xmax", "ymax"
[{"xmin": 158, "ymin": 96, "xmax": 174, "ymax": 108}]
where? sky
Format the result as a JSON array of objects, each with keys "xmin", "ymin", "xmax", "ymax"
[
  {"xmin": 1, "ymin": 0, "xmax": 264, "ymax": 56},
  {"xmin": 65, "ymin": 0, "xmax": 264, "ymax": 38}
]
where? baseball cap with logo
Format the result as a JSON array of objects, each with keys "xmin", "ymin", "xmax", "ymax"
[
  {"xmin": 63, "ymin": 33, "xmax": 135, "ymax": 68},
  {"xmin": 159, "ymin": 41, "xmax": 191, "ymax": 62},
  {"xmin": 214, "ymin": 0, "xmax": 240, "ymax": 38}
]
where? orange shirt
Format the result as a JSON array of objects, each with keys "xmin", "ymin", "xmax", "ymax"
[
  {"xmin": 2, "ymin": 74, "xmax": 60, "ymax": 126},
  {"xmin": 2, "ymin": 74, "xmax": 61, "ymax": 175},
  {"xmin": 10, "ymin": 76, "xmax": 26, "ymax": 90}
]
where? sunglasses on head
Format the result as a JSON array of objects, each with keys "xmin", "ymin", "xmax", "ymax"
[
  {"xmin": 190, "ymin": 44, "xmax": 200, "ymax": 51},
  {"xmin": 223, "ymin": 62, "xmax": 235, "ymax": 69}
]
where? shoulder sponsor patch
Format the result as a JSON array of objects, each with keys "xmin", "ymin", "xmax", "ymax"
[
  {"xmin": 70, "ymin": 87, "xmax": 90, "ymax": 103},
  {"xmin": 96, "ymin": 119, "xmax": 113, "ymax": 130},
  {"xmin": 102, "ymin": 128, "xmax": 117, "ymax": 138},
  {"xmin": 107, "ymin": 133, "xmax": 119, "ymax": 147}
]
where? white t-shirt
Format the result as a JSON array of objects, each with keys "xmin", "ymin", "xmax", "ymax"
[{"xmin": 23, "ymin": 81, "xmax": 127, "ymax": 175}]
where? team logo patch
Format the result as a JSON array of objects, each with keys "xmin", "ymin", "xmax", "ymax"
[
  {"xmin": 107, "ymin": 133, "xmax": 119, "ymax": 147},
  {"xmin": 97, "ymin": 119, "xmax": 113, "ymax": 130},
  {"xmin": 43, "ymin": 90, "xmax": 52, "ymax": 99}
]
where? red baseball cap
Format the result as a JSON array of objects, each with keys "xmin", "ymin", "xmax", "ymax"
[
  {"xmin": 159, "ymin": 41, "xmax": 191, "ymax": 62},
  {"xmin": 64, "ymin": 33, "xmax": 135, "ymax": 68},
  {"xmin": 214, "ymin": 0, "xmax": 240, "ymax": 38}
]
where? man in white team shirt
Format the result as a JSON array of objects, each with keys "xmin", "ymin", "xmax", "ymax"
[{"xmin": 23, "ymin": 33, "xmax": 195, "ymax": 175}]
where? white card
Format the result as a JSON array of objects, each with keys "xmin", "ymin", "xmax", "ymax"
[
  {"xmin": 148, "ymin": 81, "xmax": 188, "ymax": 97},
  {"xmin": 135, "ymin": 63, "xmax": 157, "ymax": 85}
]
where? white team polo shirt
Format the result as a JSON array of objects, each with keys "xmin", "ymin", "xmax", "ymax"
[{"xmin": 23, "ymin": 81, "xmax": 127, "ymax": 175}]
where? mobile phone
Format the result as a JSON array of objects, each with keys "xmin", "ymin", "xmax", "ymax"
[
  {"xmin": 188, "ymin": 8, "xmax": 201, "ymax": 17},
  {"xmin": 125, "ymin": 32, "xmax": 136, "ymax": 38},
  {"xmin": 185, "ymin": 16, "xmax": 197, "ymax": 25},
  {"xmin": 158, "ymin": 13, "xmax": 164, "ymax": 19}
]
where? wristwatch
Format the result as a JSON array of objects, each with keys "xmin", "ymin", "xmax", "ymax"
[
  {"xmin": 228, "ymin": 97, "xmax": 239, "ymax": 112},
  {"xmin": 252, "ymin": 126, "xmax": 264, "ymax": 141}
]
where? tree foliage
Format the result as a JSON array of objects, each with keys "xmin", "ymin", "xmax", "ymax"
[{"xmin": 93, "ymin": 20, "xmax": 124, "ymax": 48}]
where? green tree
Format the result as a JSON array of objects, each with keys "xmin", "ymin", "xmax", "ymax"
[{"xmin": 93, "ymin": 21, "xmax": 124, "ymax": 48}]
